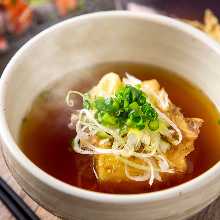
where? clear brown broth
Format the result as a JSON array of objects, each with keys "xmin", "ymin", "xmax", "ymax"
[{"xmin": 19, "ymin": 63, "xmax": 220, "ymax": 194}]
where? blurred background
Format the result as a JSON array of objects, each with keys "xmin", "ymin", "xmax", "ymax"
[{"xmin": 1, "ymin": 0, "xmax": 220, "ymax": 73}]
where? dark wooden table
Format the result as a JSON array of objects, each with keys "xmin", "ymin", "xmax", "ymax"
[{"xmin": 0, "ymin": 0, "xmax": 219, "ymax": 219}]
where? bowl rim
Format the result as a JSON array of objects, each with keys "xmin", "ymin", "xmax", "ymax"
[{"xmin": 0, "ymin": 11, "xmax": 220, "ymax": 204}]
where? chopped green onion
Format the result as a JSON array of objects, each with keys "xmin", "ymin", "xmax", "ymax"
[
  {"xmin": 135, "ymin": 84, "xmax": 141, "ymax": 89},
  {"xmin": 136, "ymin": 119, "xmax": 145, "ymax": 130},
  {"xmin": 83, "ymin": 93, "xmax": 92, "ymax": 109},
  {"xmin": 138, "ymin": 95, "xmax": 146, "ymax": 105},
  {"xmin": 129, "ymin": 102, "xmax": 139, "ymax": 111},
  {"xmin": 88, "ymin": 84, "xmax": 158, "ymax": 131},
  {"xmin": 119, "ymin": 126, "xmax": 128, "ymax": 136},
  {"xmin": 148, "ymin": 120, "xmax": 159, "ymax": 131},
  {"xmin": 94, "ymin": 97, "xmax": 105, "ymax": 111},
  {"xmin": 126, "ymin": 118, "xmax": 134, "ymax": 127},
  {"xmin": 101, "ymin": 113, "xmax": 117, "ymax": 126},
  {"xmin": 124, "ymin": 100, "xmax": 129, "ymax": 108},
  {"xmin": 96, "ymin": 111, "xmax": 104, "ymax": 123},
  {"xmin": 144, "ymin": 106, "xmax": 158, "ymax": 120},
  {"xmin": 128, "ymin": 111, "xmax": 140, "ymax": 122},
  {"xmin": 112, "ymin": 100, "xmax": 120, "ymax": 111}
]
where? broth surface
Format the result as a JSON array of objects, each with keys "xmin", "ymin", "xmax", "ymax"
[{"xmin": 19, "ymin": 63, "xmax": 220, "ymax": 194}]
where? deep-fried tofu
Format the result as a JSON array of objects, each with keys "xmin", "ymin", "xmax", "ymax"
[
  {"xmin": 95, "ymin": 155, "xmax": 128, "ymax": 182},
  {"xmin": 166, "ymin": 104, "xmax": 203, "ymax": 171},
  {"xmin": 90, "ymin": 72, "xmax": 122, "ymax": 98}
]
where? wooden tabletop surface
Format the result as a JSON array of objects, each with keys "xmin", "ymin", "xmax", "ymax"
[{"xmin": 0, "ymin": 148, "xmax": 220, "ymax": 219}]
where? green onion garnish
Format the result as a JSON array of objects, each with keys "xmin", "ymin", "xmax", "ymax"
[{"xmin": 85, "ymin": 85, "xmax": 159, "ymax": 131}]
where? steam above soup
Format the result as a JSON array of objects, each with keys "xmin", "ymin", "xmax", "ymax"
[{"xmin": 66, "ymin": 73, "xmax": 203, "ymax": 185}]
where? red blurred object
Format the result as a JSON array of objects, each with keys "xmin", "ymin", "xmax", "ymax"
[
  {"xmin": 0, "ymin": 36, "xmax": 8, "ymax": 51},
  {"xmin": 55, "ymin": 0, "xmax": 77, "ymax": 16},
  {"xmin": 1, "ymin": 0, "xmax": 33, "ymax": 35}
]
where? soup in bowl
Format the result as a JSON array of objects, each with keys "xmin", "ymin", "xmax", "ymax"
[{"xmin": 0, "ymin": 12, "xmax": 220, "ymax": 220}]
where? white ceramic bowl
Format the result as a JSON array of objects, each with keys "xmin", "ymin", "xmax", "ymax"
[{"xmin": 0, "ymin": 11, "xmax": 220, "ymax": 220}]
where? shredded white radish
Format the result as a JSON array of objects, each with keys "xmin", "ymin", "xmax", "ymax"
[
  {"xmin": 155, "ymin": 107, "xmax": 182, "ymax": 145},
  {"xmin": 154, "ymin": 171, "xmax": 162, "ymax": 182},
  {"xmin": 65, "ymin": 91, "xmax": 84, "ymax": 107},
  {"xmin": 158, "ymin": 88, "xmax": 169, "ymax": 111},
  {"xmin": 99, "ymin": 139, "xmax": 110, "ymax": 146},
  {"xmin": 144, "ymin": 158, "xmax": 155, "ymax": 186},
  {"xmin": 141, "ymin": 133, "xmax": 151, "ymax": 146},
  {"xmin": 68, "ymin": 113, "xmax": 79, "ymax": 129},
  {"xmin": 156, "ymin": 155, "xmax": 170, "ymax": 172},
  {"xmin": 123, "ymin": 73, "xmax": 141, "ymax": 86},
  {"xmin": 159, "ymin": 140, "xmax": 171, "ymax": 153},
  {"xmin": 125, "ymin": 165, "xmax": 150, "ymax": 182},
  {"xmin": 118, "ymin": 156, "xmax": 151, "ymax": 171},
  {"xmin": 124, "ymin": 133, "xmax": 140, "ymax": 155},
  {"xmin": 93, "ymin": 158, "xmax": 99, "ymax": 179}
]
